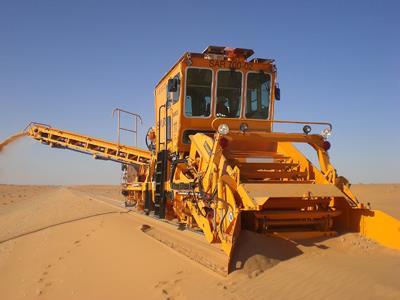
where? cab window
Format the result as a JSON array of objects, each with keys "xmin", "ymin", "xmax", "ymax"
[
  {"xmin": 168, "ymin": 74, "xmax": 180, "ymax": 104},
  {"xmin": 245, "ymin": 72, "xmax": 271, "ymax": 119},
  {"xmin": 185, "ymin": 68, "xmax": 212, "ymax": 117},
  {"xmin": 216, "ymin": 70, "xmax": 242, "ymax": 118}
]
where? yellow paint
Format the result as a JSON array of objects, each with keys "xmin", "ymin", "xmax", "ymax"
[{"xmin": 360, "ymin": 210, "xmax": 400, "ymax": 250}]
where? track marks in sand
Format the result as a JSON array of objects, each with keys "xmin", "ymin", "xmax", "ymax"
[
  {"xmin": 34, "ymin": 222, "xmax": 101, "ymax": 296},
  {"xmin": 154, "ymin": 271, "xmax": 185, "ymax": 300},
  {"xmin": 0, "ymin": 211, "xmax": 115, "ymax": 244}
]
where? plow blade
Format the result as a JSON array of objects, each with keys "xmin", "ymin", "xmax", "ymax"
[
  {"xmin": 133, "ymin": 212, "xmax": 229, "ymax": 276},
  {"xmin": 354, "ymin": 209, "xmax": 400, "ymax": 250}
]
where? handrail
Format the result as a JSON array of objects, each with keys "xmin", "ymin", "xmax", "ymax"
[
  {"xmin": 112, "ymin": 108, "xmax": 143, "ymax": 147},
  {"xmin": 211, "ymin": 119, "xmax": 332, "ymax": 134},
  {"xmin": 23, "ymin": 122, "xmax": 51, "ymax": 132},
  {"xmin": 267, "ymin": 119, "xmax": 332, "ymax": 131}
]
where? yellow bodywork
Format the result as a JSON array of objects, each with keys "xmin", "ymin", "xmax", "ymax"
[
  {"xmin": 24, "ymin": 46, "xmax": 400, "ymax": 271},
  {"xmin": 358, "ymin": 210, "xmax": 400, "ymax": 250},
  {"xmin": 181, "ymin": 130, "xmax": 400, "ymax": 255}
]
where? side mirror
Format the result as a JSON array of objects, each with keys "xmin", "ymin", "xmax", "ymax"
[
  {"xmin": 168, "ymin": 78, "xmax": 179, "ymax": 92},
  {"xmin": 275, "ymin": 85, "xmax": 281, "ymax": 101}
]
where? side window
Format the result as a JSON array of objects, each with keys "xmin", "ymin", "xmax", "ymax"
[
  {"xmin": 245, "ymin": 72, "xmax": 271, "ymax": 119},
  {"xmin": 246, "ymin": 73, "xmax": 271, "ymax": 119},
  {"xmin": 167, "ymin": 74, "xmax": 181, "ymax": 104},
  {"xmin": 216, "ymin": 70, "xmax": 242, "ymax": 118},
  {"xmin": 185, "ymin": 68, "xmax": 212, "ymax": 117},
  {"xmin": 166, "ymin": 116, "xmax": 171, "ymax": 141}
]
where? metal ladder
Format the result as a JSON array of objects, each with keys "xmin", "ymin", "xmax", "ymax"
[{"xmin": 154, "ymin": 150, "xmax": 168, "ymax": 218}]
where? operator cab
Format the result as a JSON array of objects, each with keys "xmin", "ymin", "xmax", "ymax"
[{"xmin": 154, "ymin": 46, "xmax": 279, "ymax": 152}]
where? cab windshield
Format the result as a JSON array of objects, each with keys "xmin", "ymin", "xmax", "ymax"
[
  {"xmin": 216, "ymin": 70, "xmax": 242, "ymax": 118},
  {"xmin": 184, "ymin": 68, "xmax": 271, "ymax": 120}
]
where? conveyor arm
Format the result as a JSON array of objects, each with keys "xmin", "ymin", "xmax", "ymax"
[{"xmin": 24, "ymin": 122, "xmax": 151, "ymax": 166}]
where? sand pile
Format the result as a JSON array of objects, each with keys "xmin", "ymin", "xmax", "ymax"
[
  {"xmin": 230, "ymin": 230, "xmax": 300, "ymax": 277},
  {"xmin": 0, "ymin": 132, "xmax": 27, "ymax": 152}
]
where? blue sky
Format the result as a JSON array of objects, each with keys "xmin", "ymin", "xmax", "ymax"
[{"xmin": 0, "ymin": 0, "xmax": 399, "ymax": 184}]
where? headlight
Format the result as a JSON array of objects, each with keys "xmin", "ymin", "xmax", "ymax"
[
  {"xmin": 303, "ymin": 125, "xmax": 312, "ymax": 134},
  {"xmin": 321, "ymin": 127, "xmax": 332, "ymax": 139},
  {"xmin": 218, "ymin": 124, "xmax": 230, "ymax": 135}
]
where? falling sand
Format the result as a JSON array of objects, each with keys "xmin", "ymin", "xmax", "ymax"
[{"xmin": 0, "ymin": 132, "xmax": 27, "ymax": 152}]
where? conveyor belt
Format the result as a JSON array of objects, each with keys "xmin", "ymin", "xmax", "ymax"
[{"xmin": 25, "ymin": 122, "xmax": 151, "ymax": 166}]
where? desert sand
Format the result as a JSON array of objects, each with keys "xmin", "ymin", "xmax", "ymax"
[{"xmin": 0, "ymin": 184, "xmax": 399, "ymax": 300}]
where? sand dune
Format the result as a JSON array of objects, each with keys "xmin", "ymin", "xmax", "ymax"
[
  {"xmin": 352, "ymin": 184, "xmax": 400, "ymax": 219},
  {"xmin": 0, "ymin": 184, "xmax": 399, "ymax": 299}
]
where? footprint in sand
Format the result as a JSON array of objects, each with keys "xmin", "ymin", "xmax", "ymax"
[
  {"xmin": 38, "ymin": 263, "xmax": 56, "ymax": 294},
  {"xmin": 154, "ymin": 280, "xmax": 167, "ymax": 288},
  {"xmin": 37, "ymin": 280, "xmax": 53, "ymax": 295},
  {"xmin": 217, "ymin": 282, "xmax": 229, "ymax": 290},
  {"xmin": 155, "ymin": 278, "xmax": 183, "ymax": 299}
]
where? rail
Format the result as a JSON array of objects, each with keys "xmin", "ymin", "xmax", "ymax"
[
  {"xmin": 267, "ymin": 119, "xmax": 332, "ymax": 131},
  {"xmin": 211, "ymin": 119, "xmax": 332, "ymax": 137},
  {"xmin": 112, "ymin": 108, "xmax": 143, "ymax": 147}
]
